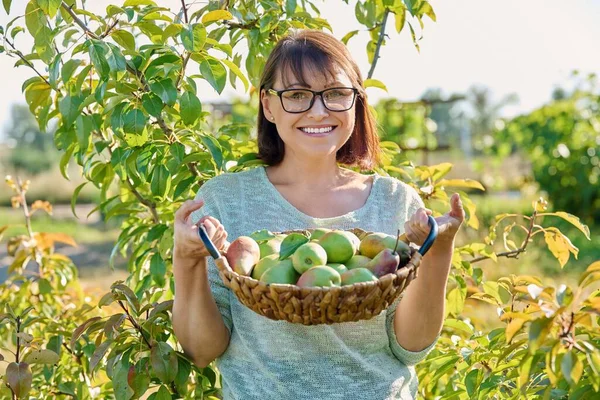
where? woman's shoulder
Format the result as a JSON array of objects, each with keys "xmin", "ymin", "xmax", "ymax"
[{"xmin": 372, "ymin": 173, "xmax": 418, "ymax": 198}]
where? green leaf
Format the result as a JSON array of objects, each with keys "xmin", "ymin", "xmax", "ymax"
[
  {"xmin": 201, "ymin": 10, "xmax": 233, "ymax": 24},
  {"xmin": 123, "ymin": 108, "xmax": 147, "ymax": 135},
  {"xmin": 111, "ymin": 29, "xmax": 136, "ymax": 51},
  {"xmin": 22, "ymin": 349, "xmax": 59, "ymax": 365},
  {"xmin": 180, "ymin": 23, "xmax": 206, "ymax": 52},
  {"xmin": 250, "ymin": 229, "xmax": 276, "ymax": 242},
  {"xmin": 151, "ymin": 164, "xmax": 171, "ymax": 199},
  {"xmin": 285, "ymin": 0, "xmax": 297, "ymax": 14},
  {"xmin": 142, "ymin": 92, "xmax": 163, "ymax": 117},
  {"xmin": 61, "ymin": 59, "xmax": 82, "ymax": 84},
  {"xmin": 170, "ymin": 142, "xmax": 185, "ymax": 164},
  {"xmin": 87, "ymin": 39, "xmax": 110, "ymax": 79},
  {"xmin": 528, "ymin": 317, "xmax": 552, "ymax": 353},
  {"xmin": 59, "ymin": 94, "xmax": 84, "ymax": 128},
  {"xmin": 200, "ymin": 58, "xmax": 226, "ymax": 94},
  {"xmin": 179, "ymin": 91, "xmax": 202, "ymax": 126},
  {"xmin": 341, "ymin": 30, "xmax": 359, "ymax": 45},
  {"xmin": 124, "ymin": 0, "xmax": 156, "ymax": 6},
  {"xmin": 71, "ymin": 182, "xmax": 87, "ymax": 218},
  {"xmin": 279, "ymin": 233, "xmax": 309, "ymax": 260},
  {"xmin": 364, "ymin": 78, "xmax": 388, "ymax": 92},
  {"xmin": 221, "ymin": 58, "xmax": 249, "ymax": 91},
  {"xmin": 150, "ymin": 342, "xmax": 178, "ymax": 383},
  {"xmin": 3, "ymin": 0, "xmax": 11, "ymax": 13},
  {"xmin": 34, "ymin": 25, "xmax": 56, "ymax": 64},
  {"xmin": 150, "ymin": 253, "xmax": 166, "ymax": 286},
  {"xmin": 106, "ymin": 43, "xmax": 127, "ymax": 72},
  {"xmin": 150, "ymin": 78, "xmax": 177, "ymax": 106},
  {"xmin": 25, "ymin": 1, "xmax": 47, "ymax": 36},
  {"xmin": 37, "ymin": 0, "xmax": 61, "ymax": 18},
  {"xmin": 443, "ymin": 318, "xmax": 473, "ymax": 336},
  {"xmin": 200, "ymin": 134, "xmax": 223, "ymax": 170}
]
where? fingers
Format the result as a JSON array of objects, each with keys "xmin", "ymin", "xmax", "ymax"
[
  {"xmin": 449, "ymin": 193, "xmax": 465, "ymax": 221},
  {"xmin": 175, "ymin": 199, "xmax": 205, "ymax": 223}
]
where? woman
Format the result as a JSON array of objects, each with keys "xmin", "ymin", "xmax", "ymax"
[{"xmin": 172, "ymin": 30, "xmax": 464, "ymax": 399}]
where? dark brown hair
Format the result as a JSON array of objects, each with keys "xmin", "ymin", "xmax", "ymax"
[{"xmin": 257, "ymin": 30, "xmax": 380, "ymax": 170}]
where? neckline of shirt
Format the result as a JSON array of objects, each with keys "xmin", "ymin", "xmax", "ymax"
[{"xmin": 256, "ymin": 166, "xmax": 380, "ymax": 222}]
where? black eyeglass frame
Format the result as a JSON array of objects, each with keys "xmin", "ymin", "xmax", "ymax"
[{"xmin": 267, "ymin": 87, "xmax": 359, "ymax": 113}]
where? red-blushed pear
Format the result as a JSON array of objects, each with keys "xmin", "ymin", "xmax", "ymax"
[
  {"xmin": 296, "ymin": 266, "xmax": 341, "ymax": 288},
  {"xmin": 365, "ymin": 248, "xmax": 399, "ymax": 278},
  {"xmin": 341, "ymin": 268, "xmax": 378, "ymax": 285},
  {"xmin": 359, "ymin": 232, "xmax": 398, "ymax": 258},
  {"xmin": 225, "ymin": 236, "xmax": 260, "ymax": 276}
]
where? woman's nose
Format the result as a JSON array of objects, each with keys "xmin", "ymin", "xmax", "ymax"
[{"xmin": 307, "ymin": 95, "xmax": 329, "ymax": 119}]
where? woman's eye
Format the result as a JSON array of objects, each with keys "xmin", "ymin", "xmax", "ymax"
[{"xmin": 288, "ymin": 92, "xmax": 307, "ymax": 100}]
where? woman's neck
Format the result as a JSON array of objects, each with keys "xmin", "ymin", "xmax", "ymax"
[{"xmin": 265, "ymin": 154, "xmax": 348, "ymax": 191}]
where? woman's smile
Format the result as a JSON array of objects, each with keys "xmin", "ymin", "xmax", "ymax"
[{"xmin": 297, "ymin": 125, "xmax": 338, "ymax": 137}]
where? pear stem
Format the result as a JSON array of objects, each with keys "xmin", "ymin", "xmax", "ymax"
[{"xmin": 393, "ymin": 229, "xmax": 401, "ymax": 255}]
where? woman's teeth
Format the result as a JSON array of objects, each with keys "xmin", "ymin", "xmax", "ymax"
[{"xmin": 300, "ymin": 126, "xmax": 334, "ymax": 134}]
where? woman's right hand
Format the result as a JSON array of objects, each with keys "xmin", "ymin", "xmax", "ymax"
[{"xmin": 174, "ymin": 199, "xmax": 229, "ymax": 260}]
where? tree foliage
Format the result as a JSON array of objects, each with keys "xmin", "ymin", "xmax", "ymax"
[{"xmin": 0, "ymin": 1, "xmax": 598, "ymax": 399}]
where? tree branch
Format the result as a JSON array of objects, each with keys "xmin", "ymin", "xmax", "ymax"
[
  {"xmin": 61, "ymin": 3, "xmax": 100, "ymax": 40},
  {"xmin": 470, "ymin": 210, "xmax": 538, "ymax": 264},
  {"xmin": 367, "ymin": 9, "xmax": 390, "ymax": 80},
  {"xmin": 118, "ymin": 300, "xmax": 153, "ymax": 349}
]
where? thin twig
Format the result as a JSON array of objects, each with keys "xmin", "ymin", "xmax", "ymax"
[
  {"xmin": 61, "ymin": 3, "xmax": 100, "ymax": 40},
  {"xmin": 367, "ymin": 9, "xmax": 390, "ymax": 79},
  {"xmin": 127, "ymin": 178, "xmax": 160, "ymax": 223},
  {"xmin": 180, "ymin": 0, "xmax": 189, "ymax": 23},
  {"xmin": 4, "ymin": 39, "xmax": 52, "ymax": 86},
  {"xmin": 117, "ymin": 300, "xmax": 153, "ymax": 349}
]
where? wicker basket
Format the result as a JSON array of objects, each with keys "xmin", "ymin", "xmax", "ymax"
[{"xmin": 198, "ymin": 217, "xmax": 438, "ymax": 325}]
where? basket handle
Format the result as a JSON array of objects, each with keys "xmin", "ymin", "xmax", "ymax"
[
  {"xmin": 418, "ymin": 215, "xmax": 438, "ymax": 256},
  {"xmin": 197, "ymin": 224, "xmax": 222, "ymax": 260}
]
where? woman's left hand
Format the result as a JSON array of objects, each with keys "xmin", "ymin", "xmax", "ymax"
[{"xmin": 404, "ymin": 193, "xmax": 465, "ymax": 247}]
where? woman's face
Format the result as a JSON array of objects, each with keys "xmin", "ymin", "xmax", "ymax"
[{"xmin": 261, "ymin": 65, "xmax": 357, "ymax": 164}]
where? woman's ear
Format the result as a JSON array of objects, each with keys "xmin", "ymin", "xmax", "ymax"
[{"xmin": 260, "ymin": 89, "xmax": 274, "ymax": 121}]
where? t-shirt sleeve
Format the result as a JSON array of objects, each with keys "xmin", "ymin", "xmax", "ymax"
[
  {"xmin": 384, "ymin": 181, "xmax": 437, "ymax": 365},
  {"xmin": 189, "ymin": 181, "xmax": 233, "ymax": 334}
]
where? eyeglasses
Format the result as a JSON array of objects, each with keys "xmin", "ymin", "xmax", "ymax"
[{"xmin": 267, "ymin": 87, "xmax": 359, "ymax": 113}]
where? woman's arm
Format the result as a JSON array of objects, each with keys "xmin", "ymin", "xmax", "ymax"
[
  {"xmin": 394, "ymin": 193, "xmax": 465, "ymax": 351},
  {"xmin": 172, "ymin": 250, "xmax": 230, "ymax": 368},
  {"xmin": 171, "ymin": 200, "xmax": 230, "ymax": 368}
]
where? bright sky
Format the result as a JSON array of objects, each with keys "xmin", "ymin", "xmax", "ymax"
[{"xmin": 1, "ymin": 0, "xmax": 599, "ymax": 138}]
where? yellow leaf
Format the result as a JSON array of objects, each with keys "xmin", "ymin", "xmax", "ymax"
[
  {"xmin": 505, "ymin": 318, "xmax": 527, "ymax": 343},
  {"xmin": 35, "ymin": 232, "xmax": 77, "ymax": 249},
  {"xmin": 22, "ymin": 349, "xmax": 59, "ymax": 365},
  {"xmin": 201, "ymin": 10, "xmax": 233, "ymax": 24},
  {"xmin": 544, "ymin": 228, "xmax": 578, "ymax": 268},
  {"xmin": 437, "ymin": 179, "xmax": 485, "ymax": 191},
  {"xmin": 364, "ymin": 79, "xmax": 388, "ymax": 92}
]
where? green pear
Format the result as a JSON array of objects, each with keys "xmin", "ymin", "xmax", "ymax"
[
  {"xmin": 345, "ymin": 255, "xmax": 371, "ymax": 270},
  {"xmin": 318, "ymin": 230, "xmax": 358, "ymax": 264},
  {"xmin": 327, "ymin": 263, "xmax": 348, "ymax": 275},
  {"xmin": 297, "ymin": 266, "xmax": 341, "ymax": 288},
  {"xmin": 309, "ymin": 228, "xmax": 331, "ymax": 242},
  {"xmin": 259, "ymin": 237, "xmax": 282, "ymax": 258},
  {"xmin": 341, "ymin": 268, "xmax": 378, "ymax": 285},
  {"xmin": 259, "ymin": 261, "xmax": 299, "ymax": 285},
  {"xmin": 252, "ymin": 254, "xmax": 280, "ymax": 280},
  {"xmin": 292, "ymin": 242, "xmax": 328, "ymax": 274}
]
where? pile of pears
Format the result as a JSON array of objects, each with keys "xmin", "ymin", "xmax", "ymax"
[{"xmin": 224, "ymin": 228, "xmax": 412, "ymax": 288}]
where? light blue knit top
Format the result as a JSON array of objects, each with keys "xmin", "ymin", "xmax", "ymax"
[{"xmin": 190, "ymin": 166, "xmax": 436, "ymax": 400}]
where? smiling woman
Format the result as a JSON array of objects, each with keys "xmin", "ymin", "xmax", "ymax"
[{"xmin": 173, "ymin": 30, "xmax": 465, "ymax": 400}]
